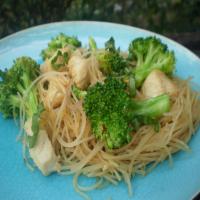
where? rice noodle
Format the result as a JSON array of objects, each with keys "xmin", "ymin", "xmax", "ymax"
[
  {"xmin": 20, "ymin": 53, "xmax": 200, "ymax": 199},
  {"xmin": 34, "ymin": 69, "xmax": 200, "ymax": 198}
]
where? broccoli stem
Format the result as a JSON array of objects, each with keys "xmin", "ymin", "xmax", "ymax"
[
  {"xmin": 89, "ymin": 37, "xmax": 97, "ymax": 51},
  {"xmin": 9, "ymin": 95, "xmax": 21, "ymax": 109},
  {"xmin": 131, "ymin": 94, "xmax": 170, "ymax": 118},
  {"xmin": 26, "ymin": 89, "xmax": 38, "ymax": 117},
  {"xmin": 16, "ymin": 73, "xmax": 38, "ymax": 118},
  {"xmin": 72, "ymin": 85, "xmax": 87, "ymax": 100}
]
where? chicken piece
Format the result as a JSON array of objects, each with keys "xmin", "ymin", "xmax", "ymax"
[
  {"xmin": 45, "ymin": 82, "xmax": 64, "ymax": 108},
  {"xmin": 40, "ymin": 59, "xmax": 52, "ymax": 73},
  {"xmin": 68, "ymin": 55, "xmax": 90, "ymax": 89},
  {"xmin": 30, "ymin": 132, "xmax": 58, "ymax": 175},
  {"xmin": 24, "ymin": 120, "xmax": 59, "ymax": 175},
  {"xmin": 41, "ymin": 75, "xmax": 69, "ymax": 109},
  {"xmin": 142, "ymin": 69, "xmax": 178, "ymax": 98}
]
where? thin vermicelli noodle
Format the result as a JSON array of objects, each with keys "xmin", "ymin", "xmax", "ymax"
[{"xmin": 33, "ymin": 68, "xmax": 200, "ymax": 198}]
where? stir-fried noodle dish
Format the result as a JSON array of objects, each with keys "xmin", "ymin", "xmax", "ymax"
[{"xmin": 0, "ymin": 34, "xmax": 200, "ymax": 199}]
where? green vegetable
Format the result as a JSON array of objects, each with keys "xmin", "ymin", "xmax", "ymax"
[
  {"xmin": 72, "ymin": 85, "xmax": 87, "ymax": 100},
  {"xmin": 129, "ymin": 94, "xmax": 170, "ymax": 118},
  {"xmin": 0, "ymin": 56, "xmax": 42, "ymax": 148},
  {"xmin": 128, "ymin": 36, "xmax": 175, "ymax": 88},
  {"xmin": 130, "ymin": 115, "xmax": 160, "ymax": 132},
  {"xmin": 88, "ymin": 36, "xmax": 97, "ymax": 51},
  {"xmin": 84, "ymin": 77, "xmax": 132, "ymax": 149},
  {"xmin": 97, "ymin": 37, "xmax": 128, "ymax": 75},
  {"xmin": 41, "ymin": 33, "xmax": 81, "ymax": 60},
  {"xmin": 84, "ymin": 77, "xmax": 170, "ymax": 149},
  {"xmin": 0, "ymin": 57, "xmax": 39, "ymax": 118},
  {"xmin": 51, "ymin": 50, "xmax": 69, "ymax": 70},
  {"xmin": 105, "ymin": 37, "xmax": 115, "ymax": 52},
  {"xmin": 28, "ymin": 104, "xmax": 44, "ymax": 148},
  {"xmin": 127, "ymin": 74, "xmax": 136, "ymax": 97}
]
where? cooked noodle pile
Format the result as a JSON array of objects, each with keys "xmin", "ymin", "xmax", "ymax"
[{"xmin": 34, "ymin": 69, "xmax": 200, "ymax": 198}]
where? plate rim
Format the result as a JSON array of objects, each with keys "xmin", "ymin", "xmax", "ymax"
[{"xmin": 0, "ymin": 20, "xmax": 199, "ymax": 62}]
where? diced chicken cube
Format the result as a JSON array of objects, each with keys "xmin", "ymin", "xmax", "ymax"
[
  {"xmin": 68, "ymin": 55, "xmax": 90, "ymax": 89},
  {"xmin": 41, "ymin": 76, "xmax": 69, "ymax": 109},
  {"xmin": 29, "ymin": 129, "xmax": 59, "ymax": 176},
  {"xmin": 142, "ymin": 69, "xmax": 178, "ymax": 98},
  {"xmin": 46, "ymin": 82, "xmax": 64, "ymax": 108},
  {"xmin": 40, "ymin": 59, "xmax": 52, "ymax": 73}
]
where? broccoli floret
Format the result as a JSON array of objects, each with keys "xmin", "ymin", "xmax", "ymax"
[
  {"xmin": 41, "ymin": 33, "xmax": 81, "ymax": 60},
  {"xmin": 0, "ymin": 57, "xmax": 40, "ymax": 118},
  {"xmin": 105, "ymin": 37, "xmax": 116, "ymax": 52},
  {"xmin": 93, "ymin": 112, "xmax": 132, "ymax": 149},
  {"xmin": 89, "ymin": 37, "xmax": 136, "ymax": 96},
  {"xmin": 84, "ymin": 77, "xmax": 170, "ymax": 149},
  {"xmin": 0, "ymin": 80, "xmax": 17, "ymax": 118},
  {"xmin": 72, "ymin": 85, "xmax": 87, "ymax": 100},
  {"xmin": 0, "ymin": 57, "xmax": 42, "ymax": 148},
  {"xmin": 97, "ymin": 37, "xmax": 128, "ymax": 75},
  {"xmin": 128, "ymin": 36, "xmax": 175, "ymax": 88},
  {"xmin": 50, "ymin": 50, "xmax": 69, "ymax": 70},
  {"xmin": 84, "ymin": 77, "xmax": 132, "ymax": 149}
]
